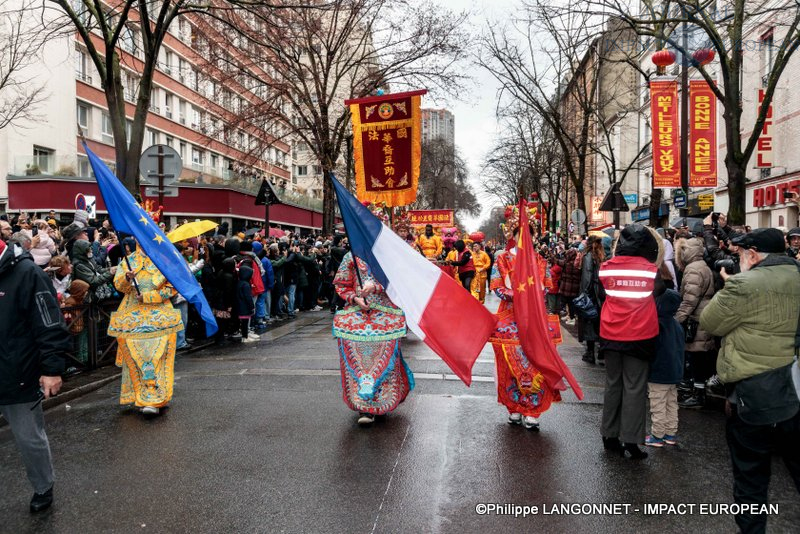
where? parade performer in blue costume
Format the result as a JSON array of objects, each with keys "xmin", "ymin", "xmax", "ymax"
[{"xmin": 333, "ymin": 251, "xmax": 414, "ymax": 425}]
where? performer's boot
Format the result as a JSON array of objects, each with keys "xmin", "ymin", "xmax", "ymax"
[{"xmin": 507, "ymin": 412, "xmax": 522, "ymax": 425}]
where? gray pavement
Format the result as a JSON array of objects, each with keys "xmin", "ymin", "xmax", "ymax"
[{"xmin": 1, "ymin": 296, "xmax": 799, "ymax": 533}]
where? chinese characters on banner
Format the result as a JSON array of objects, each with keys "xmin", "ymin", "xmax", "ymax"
[
  {"xmin": 689, "ymin": 80, "xmax": 717, "ymax": 187},
  {"xmin": 408, "ymin": 209, "xmax": 454, "ymax": 228},
  {"xmin": 756, "ymin": 89, "xmax": 773, "ymax": 168},
  {"xmin": 650, "ymin": 80, "xmax": 681, "ymax": 188},
  {"xmin": 345, "ymin": 89, "xmax": 427, "ymax": 206}
]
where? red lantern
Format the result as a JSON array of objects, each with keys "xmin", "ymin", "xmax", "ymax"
[
  {"xmin": 469, "ymin": 231, "xmax": 485, "ymax": 243},
  {"xmin": 692, "ymin": 48, "xmax": 715, "ymax": 66},
  {"xmin": 652, "ymin": 49, "xmax": 676, "ymax": 75}
]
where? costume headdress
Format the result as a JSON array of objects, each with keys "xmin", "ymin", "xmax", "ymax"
[
  {"xmin": 361, "ymin": 200, "xmax": 389, "ymax": 226},
  {"xmin": 501, "ymin": 202, "xmax": 538, "ymax": 240}
]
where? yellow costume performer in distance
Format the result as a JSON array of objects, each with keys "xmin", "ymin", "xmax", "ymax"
[
  {"xmin": 108, "ymin": 249, "xmax": 182, "ymax": 413},
  {"xmin": 470, "ymin": 244, "xmax": 491, "ymax": 303},
  {"xmin": 417, "ymin": 232, "xmax": 443, "ymax": 259}
]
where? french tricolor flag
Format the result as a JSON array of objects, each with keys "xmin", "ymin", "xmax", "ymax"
[{"xmin": 330, "ymin": 175, "xmax": 497, "ymax": 385}]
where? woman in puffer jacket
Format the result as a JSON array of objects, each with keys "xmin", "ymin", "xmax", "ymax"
[{"xmin": 674, "ymin": 236, "xmax": 716, "ymax": 409}]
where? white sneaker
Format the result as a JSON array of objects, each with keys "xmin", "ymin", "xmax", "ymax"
[
  {"xmin": 242, "ymin": 337, "xmax": 256, "ymax": 343},
  {"xmin": 141, "ymin": 406, "xmax": 159, "ymax": 415},
  {"xmin": 312, "ymin": 305, "xmax": 323, "ymax": 311},
  {"xmin": 523, "ymin": 416, "xmax": 540, "ymax": 430},
  {"xmin": 563, "ymin": 318, "xmax": 575, "ymax": 326},
  {"xmin": 247, "ymin": 333, "xmax": 260, "ymax": 340},
  {"xmin": 357, "ymin": 413, "xmax": 375, "ymax": 425},
  {"xmin": 508, "ymin": 412, "xmax": 522, "ymax": 425}
]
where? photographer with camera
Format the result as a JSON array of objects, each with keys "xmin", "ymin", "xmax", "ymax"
[{"xmin": 702, "ymin": 212, "xmax": 744, "ymax": 288}]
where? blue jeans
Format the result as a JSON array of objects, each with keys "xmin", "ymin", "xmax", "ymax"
[
  {"xmin": 255, "ymin": 292, "xmax": 268, "ymax": 323},
  {"xmin": 287, "ymin": 284, "xmax": 297, "ymax": 316},
  {"xmin": 175, "ymin": 300, "xmax": 189, "ymax": 348}
]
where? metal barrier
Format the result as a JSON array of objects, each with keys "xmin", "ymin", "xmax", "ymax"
[{"xmin": 61, "ymin": 300, "xmax": 121, "ymax": 372}]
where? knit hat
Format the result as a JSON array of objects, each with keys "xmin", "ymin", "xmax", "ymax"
[
  {"xmin": 74, "ymin": 209, "xmax": 90, "ymax": 226},
  {"xmin": 252, "ymin": 241, "xmax": 264, "ymax": 253}
]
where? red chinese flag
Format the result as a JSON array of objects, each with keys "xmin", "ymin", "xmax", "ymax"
[{"xmin": 512, "ymin": 201, "xmax": 584, "ymax": 400}]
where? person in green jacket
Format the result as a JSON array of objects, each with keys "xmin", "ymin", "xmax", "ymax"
[
  {"xmin": 71, "ymin": 239, "xmax": 116, "ymax": 300},
  {"xmin": 699, "ymin": 228, "xmax": 800, "ymax": 534}
]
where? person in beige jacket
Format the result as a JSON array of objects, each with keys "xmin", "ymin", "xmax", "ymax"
[{"xmin": 674, "ymin": 237, "xmax": 716, "ymax": 408}]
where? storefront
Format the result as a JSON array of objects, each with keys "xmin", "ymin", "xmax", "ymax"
[
  {"xmin": 5, "ymin": 175, "xmax": 330, "ymax": 232},
  {"xmin": 746, "ymin": 173, "xmax": 800, "ymax": 229},
  {"xmin": 631, "ymin": 202, "xmax": 670, "ymax": 225}
]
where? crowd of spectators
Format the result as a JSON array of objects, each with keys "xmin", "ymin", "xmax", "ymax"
[{"xmin": 0, "ymin": 210, "xmax": 350, "ymax": 353}]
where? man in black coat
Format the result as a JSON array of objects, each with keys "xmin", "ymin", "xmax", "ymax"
[{"xmin": 0, "ymin": 237, "xmax": 71, "ymax": 512}]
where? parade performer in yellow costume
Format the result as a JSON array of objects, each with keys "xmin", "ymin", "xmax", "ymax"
[
  {"xmin": 108, "ymin": 243, "xmax": 182, "ymax": 416},
  {"xmin": 417, "ymin": 224, "xmax": 443, "ymax": 259},
  {"xmin": 470, "ymin": 241, "xmax": 491, "ymax": 303}
]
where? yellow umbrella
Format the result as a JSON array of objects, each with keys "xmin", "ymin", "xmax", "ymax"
[{"xmin": 167, "ymin": 220, "xmax": 218, "ymax": 243}]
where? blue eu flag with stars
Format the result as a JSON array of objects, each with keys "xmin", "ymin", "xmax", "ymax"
[{"xmin": 84, "ymin": 143, "xmax": 218, "ymax": 336}]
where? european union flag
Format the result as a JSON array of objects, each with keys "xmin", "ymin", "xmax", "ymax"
[{"xmin": 84, "ymin": 143, "xmax": 218, "ymax": 336}]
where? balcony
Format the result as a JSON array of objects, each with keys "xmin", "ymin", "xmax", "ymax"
[{"xmin": 76, "ymin": 71, "xmax": 92, "ymax": 84}]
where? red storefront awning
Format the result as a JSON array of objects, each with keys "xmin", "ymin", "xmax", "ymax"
[{"xmin": 7, "ymin": 176, "xmax": 327, "ymax": 229}]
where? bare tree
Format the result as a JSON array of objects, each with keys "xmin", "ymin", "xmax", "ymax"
[
  {"xmin": 584, "ymin": 0, "xmax": 800, "ymax": 224},
  {"xmin": 481, "ymin": 105, "xmax": 563, "ymax": 232},
  {"xmin": 415, "ymin": 137, "xmax": 479, "ymax": 221},
  {"xmin": 200, "ymin": 0, "xmax": 470, "ymax": 233},
  {"xmin": 0, "ymin": 2, "xmax": 48, "ymax": 130}
]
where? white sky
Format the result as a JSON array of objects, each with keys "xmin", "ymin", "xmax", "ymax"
[{"xmin": 427, "ymin": 0, "xmax": 518, "ymax": 232}]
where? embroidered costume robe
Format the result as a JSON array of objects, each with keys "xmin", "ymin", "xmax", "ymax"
[
  {"xmin": 489, "ymin": 250, "xmax": 560, "ymax": 417},
  {"xmin": 109, "ymin": 251, "xmax": 182, "ymax": 408},
  {"xmin": 333, "ymin": 252, "xmax": 414, "ymax": 414}
]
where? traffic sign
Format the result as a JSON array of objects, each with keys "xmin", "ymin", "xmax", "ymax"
[
  {"xmin": 623, "ymin": 193, "xmax": 638, "ymax": 205},
  {"xmin": 673, "ymin": 194, "xmax": 687, "ymax": 208},
  {"xmin": 568, "ymin": 222, "xmax": 575, "ymax": 234},
  {"xmin": 145, "ymin": 186, "xmax": 179, "ymax": 198},
  {"xmin": 140, "ymin": 144, "xmax": 182, "ymax": 185},
  {"xmin": 570, "ymin": 209, "xmax": 586, "ymax": 225}
]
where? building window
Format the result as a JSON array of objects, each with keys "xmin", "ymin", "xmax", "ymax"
[
  {"xmin": 179, "ymin": 142, "xmax": 187, "ymax": 161},
  {"xmin": 164, "ymin": 50, "xmax": 174, "ymax": 75},
  {"xmin": 76, "ymin": 103, "xmax": 90, "ymax": 129},
  {"xmin": 33, "ymin": 146, "xmax": 54, "ymax": 173},
  {"xmin": 164, "ymin": 93, "xmax": 173, "ymax": 119},
  {"xmin": 761, "ymin": 29, "xmax": 774, "ymax": 85},
  {"xmin": 78, "ymin": 155, "xmax": 90, "ymax": 177},
  {"xmin": 210, "ymin": 153, "xmax": 219, "ymax": 172},
  {"xmin": 101, "ymin": 112, "xmax": 114, "ymax": 143},
  {"xmin": 191, "ymin": 146, "xmax": 203, "ymax": 169},
  {"xmin": 313, "ymin": 165, "xmax": 322, "ymax": 175},
  {"xmin": 165, "ymin": 136, "xmax": 174, "ymax": 148},
  {"xmin": 75, "ymin": 49, "xmax": 91, "ymax": 83},
  {"xmin": 178, "ymin": 100, "xmax": 186, "ymax": 125},
  {"xmin": 296, "ymin": 165, "xmax": 308, "ymax": 176},
  {"xmin": 147, "ymin": 128, "xmax": 158, "ymax": 146}
]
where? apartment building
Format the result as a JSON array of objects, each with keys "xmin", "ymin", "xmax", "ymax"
[
  {"xmin": 0, "ymin": 3, "xmax": 328, "ymax": 230},
  {"xmin": 421, "ymin": 108, "xmax": 455, "ymax": 146}
]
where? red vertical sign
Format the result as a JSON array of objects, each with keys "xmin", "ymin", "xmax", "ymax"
[
  {"xmin": 650, "ymin": 80, "xmax": 681, "ymax": 188},
  {"xmin": 689, "ymin": 80, "xmax": 717, "ymax": 187},
  {"xmin": 756, "ymin": 89, "xmax": 773, "ymax": 168}
]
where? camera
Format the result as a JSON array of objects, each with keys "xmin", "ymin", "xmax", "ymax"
[
  {"xmin": 711, "ymin": 212, "xmax": 721, "ymax": 229},
  {"xmin": 713, "ymin": 257, "xmax": 739, "ymax": 274}
]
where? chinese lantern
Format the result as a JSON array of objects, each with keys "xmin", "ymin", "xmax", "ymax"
[
  {"xmin": 652, "ymin": 49, "xmax": 676, "ymax": 75},
  {"xmin": 692, "ymin": 48, "xmax": 715, "ymax": 66},
  {"xmin": 469, "ymin": 231, "xmax": 485, "ymax": 243}
]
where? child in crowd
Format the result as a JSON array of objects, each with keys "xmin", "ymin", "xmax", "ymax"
[
  {"xmin": 646, "ymin": 289, "xmax": 685, "ymax": 447},
  {"xmin": 63, "ymin": 279, "xmax": 91, "ymax": 364}
]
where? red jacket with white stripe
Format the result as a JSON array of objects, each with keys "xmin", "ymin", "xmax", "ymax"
[{"xmin": 599, "ymin": 256, "xmax": 658, "ymax": 341}]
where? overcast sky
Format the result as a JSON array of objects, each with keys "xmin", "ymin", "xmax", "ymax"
[{"xmin": 427, "ymin": 0, "xmax": 517, "ymax": 231}]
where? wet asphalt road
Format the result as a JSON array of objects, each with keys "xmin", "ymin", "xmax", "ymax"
[{"xmin": 1, "ymin": 295, "xmax": 799, "ymax": 533}]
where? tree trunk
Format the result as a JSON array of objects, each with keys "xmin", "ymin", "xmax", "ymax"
[
  {"xmin": 322, "ymin": 169, "xmax": 336, "ymax": 235},
  {"xmin": 648, "ymin": 188, "xmax": 663, "ymax": 228},
  {"xmin": 725, "ymin": 155, "xmax": 747, "ymax": 226}
]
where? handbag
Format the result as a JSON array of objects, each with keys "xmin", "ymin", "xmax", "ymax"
[
  {"xmin": 735, "ymin": 361, "xmax": 800, "ymax": 425},
  {"xmin": 683, "ymin": 318, "xmax": 699, "ymax": 343},
  {"xmin": 572, "ymin": 292, "xmax": 598, "ymax": 320}
]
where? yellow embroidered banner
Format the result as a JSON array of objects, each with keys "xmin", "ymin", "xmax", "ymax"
[{"xmin": 345, "ymin": 89, "xmax": 426, "ymax": 206}]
